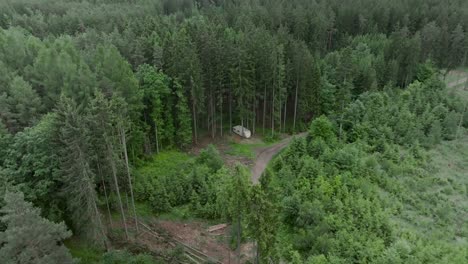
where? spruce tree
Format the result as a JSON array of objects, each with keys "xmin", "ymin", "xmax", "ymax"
[
  {"xmin": 174, "ymin": 80, "xmax": 193, "ymax": 149},
  {"xmin": 0, "ymin": 192, "xmax": 75, "ymax": 264},
  {"xmin": 56, "ymin": 97, "xmax": 107, "ymax": 247}
]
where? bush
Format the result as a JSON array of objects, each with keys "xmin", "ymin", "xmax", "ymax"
[
  {"xmin": 196, "ymin": 144, "xmax": 223, "ymax": 172},
  {"xmin": 308, "ymin": 116, "xmax": 337, "ymax": 145},
  {"xmin": 264, "ymin": 131, "xmax": 280, "ymax": 143},
  {"xmin": 102, "ymin": 250, "xmax": 154, "ymax": 264}
]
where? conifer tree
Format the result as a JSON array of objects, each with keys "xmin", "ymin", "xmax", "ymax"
[
  {"xmin": 0, "ymin": 192, "xmax": 75, "ymax": 264},
  {"xmin": 0, "ymin": 76, "xmax": 42, "ymax": 133},
  {"xmin": 56, "ymin": 97, "xmax": 107, "ymax": 247},
  {"xmin": 248, "ymin": 186, "xmax": 278, "ymax": 264},
  {"xmin": 174, "ymin": 80, "xmax": 193, "ymax": 149}
]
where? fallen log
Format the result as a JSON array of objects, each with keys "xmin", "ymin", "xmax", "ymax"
[{"xmin": 206, "ymin": 223, "xmax": 228, "ymax": 233}]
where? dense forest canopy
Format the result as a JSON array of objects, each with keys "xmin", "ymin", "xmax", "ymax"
[{"xmin": 0, "ymin": 0, "xmax": 467, "ymax": 263}]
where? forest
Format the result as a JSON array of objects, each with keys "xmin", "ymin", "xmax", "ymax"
[{"xmin": 0, "ymin": 0, "xmax": 467, "ymax": 263}]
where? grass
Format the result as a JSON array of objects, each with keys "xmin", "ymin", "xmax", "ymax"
[
  {"xmin": 65, "ymin": 237, "xmax": 103, "ymax": 263},
  {"xmin": 158, "ymin": 205, "xmax": 192, "ymax": 221},
  {"xmin": 225, "ymin": 142, "xmax": 257, "ymax": 159},
  {"xmin": 135, "ymin": 201, "xmax": 153, "ymax": 218},
  {"xmin": 137, "ymin": 150, "xmax": 193, "ymax": 177},
  {"xmin": 225, "ymin": 138, "xmax": 278, "ymax": 159}
]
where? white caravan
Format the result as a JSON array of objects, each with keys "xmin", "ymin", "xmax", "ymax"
[{"xmin": 232, "ymin": 125, "xmax": 251, "ymax": 138}]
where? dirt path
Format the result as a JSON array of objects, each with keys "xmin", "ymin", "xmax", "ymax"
[
  {"xmin": 447, "ymin": 77, "xmax": 468, "ymax": 89},
  {"xmin": 251, "ymin": 133, "xmax": 306, "ymax": 184}
]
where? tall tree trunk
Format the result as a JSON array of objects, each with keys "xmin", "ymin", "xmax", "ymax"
[
  {"xmin": 252, "ymin": 94, "xmax": 256, "ymax": 135},
  {"xmin": 120, "ymin": 125, "xmax": 138, "ymax": 234},
  {"xmin": 191, "ymin": 77, "xmax": 198, "ymax": 144},
  {"xmin": 154, "ymin": 121, "xmax": 160, "ymax": 154},
  {"xmin": 193, "ymin": 102, "xmax": 198, "ymax": 144},
  {"xmin": 271, "ymin": 82, "xmax": 275, "ymax": 134},
  {"xmin": 293, "ymin": 78, "xmax": 299, "ymax": 133},
  {"xmin": 263, "ymin": 84, "xmax": 266, "ymax": 134},
  {"xmin": 283, "ymin": 97, "xmax": 287, "ymax": 132},
  {"xmin": 92, "ymin": 195, "xmax": 108, "ymax": 250},
  {"xmin": 211, "ymin": 89, "xmax": 215, "ymax": 138},
  {"xmin": 83, "ymin": 158, "xmax": 107, "ymax": 249},
  {"xmin": 97, "ymin": 162, "xmax": 112, "ymax": 226},
  {"xmin": 143, "ymin": 114, "xmax": 151, "ymax": 154},
  {"xmin": 279, "ymin": 98, "xmax": 282, "ymax": 132},
  {"xmin": 457, "ymin": 102, "xmax": 467, "ymax": 139},
  {"xmin": 220, "ymin": 92, "xmax": 224, "ymax": 137},
  {"xmin": 237, "ymin": 200, "xmax": 241, "ymax": 264},
  {"xmin": 229, "ymin": 83, "xmax": 232, "ymax": 134},
  {"xmin": 107, "ymin": 142, "xmax": 128, "ymax": 240}
]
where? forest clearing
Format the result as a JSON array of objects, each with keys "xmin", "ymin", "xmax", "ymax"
[{"xmin": 1, "ymin": 0, "xmax": 468, "ymax": 264}]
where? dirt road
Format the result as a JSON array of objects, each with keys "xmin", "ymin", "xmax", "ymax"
[
  {"xmin": 447, "ymin": 77, "xmax": 468, "ymax": 88},
  {"xmin": 251, "ymin": 133, "xmax": 306, "ymax": 184}
]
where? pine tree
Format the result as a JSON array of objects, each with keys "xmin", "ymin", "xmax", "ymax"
[
  {"xmin": 248, "ymin": 186, "xmax": 278, "ymax": 264},
  {"xmin": 137, "ymin": 64, "xmax": 173, "ymax": 152},
  {"xmin": 56, "ymin": 96, "xmax": 107, "ymax": 247},
  {"xmin": 0, "ymin": 192, "xmax": 75, "ymax": 264},
  {"xmin": 174, "ymin": 80, "xmax": 193, "ymax": 149},
  {"xmin": 0, "ymin": 76, "xmax": 42, "ymax": 133},
  {"xmin": 226, "ymin": 164, "xmax": 251, "ymax": 263},
  {"xmin": 164, "ymin": 26, "xmax": 203, "ymax": 144}
]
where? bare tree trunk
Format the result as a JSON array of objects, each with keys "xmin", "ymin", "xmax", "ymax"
[
  {"xmin": 92, "ymin": 194, "xmax": 108, "ymax": 250},
  {"xmin": 191, "ymin": 77, "xmax": 198, "ymax": 145},
  {"xmin": 211, "ymin": 89, "xmax": 215, "ymax": 138},
  {"xmin": 229, "ymin": 85, "xmax": 232, "ymax": 134},
  {"xmin": 193, "ymin": 101, "xmax": 198, "ymax": 144},
  {"xmin": 120, "ymin": 125, "xmax": 138, "ymax": 234},
  {"xmin": 271, "ymin": 83, "xmax": 275, "ymax": 135},
  {"xmin": 97, "ymin": 162, "xmax": 112, "ymax": 226},
  {"xmin": 237, "ymin": 202, "xmax": 241, "ymax": 264},
  {"xmin": 279, "ymin": 97, "xmax": 282, "ymax": 133},
  {"xmin": 293, "ymin": 78, "xmax": 299, "ymax": 132},
  {"xmin": 283, "ymin": 98, "xmax": 287, "ymax": 133},
  {"xmin": 252, "ymin": 95, "xmax": 256, "ymax": 135},
  {"xmin": 263, "ymin": 84, "xmax": 266, "ymax": 134},
  {"xmin": 108, "ymin": 142, "xmax": 128, "ymax": 240},
  {"xmin": 143, "ymin": 114, "xmax": 151, "ymax": 154},
  {"xmin": 125, "ymin": 191, "xmax": 130, "ymax": 210},
  {"xmin": 457, "ymin": 102, "xmax": 467, "ymax": 139},
  {"xmin": 220, "ymin": 93, "xmax": 224, "ymax": 137},
  {"xmin": 154, "ymin": 121, "xmax": 160, "ymax": 154}
]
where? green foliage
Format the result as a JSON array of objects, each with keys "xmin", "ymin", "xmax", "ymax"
[
  {"xmin": 3, "ymin": 113, "xmax": 63, "ymax": 221},
  {"xmin": 174, "ymin": 80, "xmax": 193, "ymax": 149},
  {"xmin": 56, "ymin": 97, "xmax": 106, "ymax": 247},
  {"xmin": 443, "ymin": 111, "xmax": 460, "ymax": 140},
  {"xmin": 196, "ymin": 144, "xmax": 223, "ymax": 172},
  {"xmin": 0, "ymin": 192, "xmax": 74, "ymax": 264},
  {"xmin": 267, "ymin": 73, "xmax": 468, "ymax": 262},
  {"xmin": 308, "ymin": 116, "xmax": 337, "ymax": 145},
  {"xmin": 101, "ymin": 250, "xmax": 154, "ymax": 264},
  {"xmin": 1, "ymin": 0, "xmax": 468, "ymax": 262},
  {"xmin": 0, "ymin": 76, "xmax": 42, "ymax": 133},
  {"xmin": 226, "ymin": 142, "xmax": 256, "ymax": 159},
  {"xmin": 247, "ymin": 186, "xmax": 278, "ymax": 263},
  {"xmin": 65, "ymin": 238, "xmax": 103, "ymax": 264}
]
